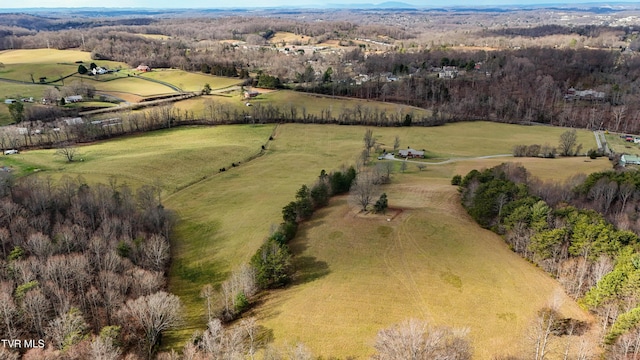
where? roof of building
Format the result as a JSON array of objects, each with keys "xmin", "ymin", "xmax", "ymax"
[
  {"xmin": 399, "ymin": 148, "xmax": 425, "ymax": 155},
  {"xmin": 621, "ymin": 154, "xmax": 640, "ymax": 163}
]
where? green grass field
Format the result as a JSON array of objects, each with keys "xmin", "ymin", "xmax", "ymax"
[
  {"xmin": 4, "ymin": 121, "xmax": 602, "ymax": 358},
  {"xmin": 6, "ymin": 125, "xmax": 274, "ymax": 192},
  {"xmin": 0, "ymin": 49, "xmax": 129, "ymax": 84},
  {"xmin": 605, "ymin": 132, "xmax": 640, "ymax": 156},
  {"xmin": 0, "ymin": 83, "xmax": 53, "ymax": 124},
  {"xmin": 138, "ymin": 69, "xmax": 242, "ymax": 92}
]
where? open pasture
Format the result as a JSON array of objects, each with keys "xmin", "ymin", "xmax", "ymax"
[
  {"xmin": 605, "ymin": 132, "xmax": 640, "ymax": 156},
  {"xmin": 0, "ymin": 83, "xmax": 53, "ymax": 125},
  {"xmin": 371, "ymin": 121, "xmax": 596, "ymax": 158},
  {"xmin": 6, "ymin": 125, "xmax": 274, "ymax": 192},
  {"xmin": 135, "ymin": 33, "xmax": 172, "ymax": 40},
  {"xmin": 89, "ymin": 76, "xmax": 178, "ymax": 97},
  {"xmin": 447, "ymin": 155, "xmax": 612, "ymax": 182},
  {"xmin": 0, "ymin": 49, "xmax": 129, "ymax": 84},
  {"xmin": 173, "ymin": 90, "xmax": 432, "ymax": 121},
  {"xmin": 269, "ymin": 31, "xmax": 310, "ymax": 45},
  {"xmin": 0, "ymin": 63, "xmax": 77, "ymax": 84},
  {"xmin": 254, "ymin": 176, "xmax": 595, "ymax": 359},
  {"xmin": 5, "ymin": 121, "xmax": 603, "ymax": 357},
  {"xmin": 138, "ymin": 69, "xmax": 242, "ymax": 92},
  {"xmin": 161, "ymin": 123, "xmax": 599, "ymax": 351},
  {"xmin": 0, "ymin": 49, "xmax": 92, "ymax": 64}
]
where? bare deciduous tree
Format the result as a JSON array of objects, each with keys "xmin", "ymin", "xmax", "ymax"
[
  {"xmin": 55, "ymin": 142, "xmax": 79, "ymax": 162},
  {"xmin": 373, "ymin": 318, "xmax": 472, "ymax": 360},
  {"xmin": 350, "ymin": 170, "xmax": 380, "ymax": 212},
  {"xmin": 393, "ymin": 135, "xmax": 400, "ymax": 152},
  {"xmin": 47, "ymin": 307, "xmax": 89, "ymax": 350},
  {"xmin": 90, "ymin": 335, "xmax": 121, "ymax": 360},
  {"xmin": 364, "ymin": 128, "xmax": 375, "ymax": 157},
  {"xmin": 119, "ymin": 291, "xmax": 183, "ymax": 359},
  {"xmin": 558, "ymin": 130, "xmax": 578, "ymax": 157},
  {"xmin": 0, "ymin": 282, "xmax": 19, "ymax": 339},
  {"xmin": 200, "ymin": 284, "xmax": 215, "ymax": 323},
  {"xmin": 618, "ymin": 181, "xmax": 635, "ymax": 214},
  {"xmin": 141, "ymin": 235, "xmax": 170, "ymax": 271}
]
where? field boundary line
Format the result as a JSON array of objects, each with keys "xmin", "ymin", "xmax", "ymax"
[{"xmin": 165, "ymin": 123, "xmax": 278, "ymax": 201}]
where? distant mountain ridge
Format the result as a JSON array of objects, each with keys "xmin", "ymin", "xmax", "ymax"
[
  {"xmin": 320, "ymin": 2, "xmax": 418, "ymax": 9},
  {"xmin": 2, "ymin": 2, "xmax": 640, "ymax": 13}
]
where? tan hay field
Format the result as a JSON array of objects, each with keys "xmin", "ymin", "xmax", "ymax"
[
  {"xmin": 0, "ymin": 49, "xmax": 92, "ymax": 64},
  {"xmin": 174, "ymin": 90, "xmax": 432, "ymax": 120},
  {"xmin": 138, "ymin": 69, "xmax": 242, "ymax": 92},
  {"xmin": 254, "ymin": 175, "xmax": 596, "ymax": 359},
  {"xmin": 269, "ymin": 31, "xmax": 309, "ymax": 44},
  {"xmin": 135, "ymin": 33, "xmax": 172, "ymax": 40},
  {"xmin": 448, "ymin": 156, "xmax": 612, "ymax": 182},
  {"xmin": 90, "ymin": 77, "xmax": 177, "ymax": 96}
]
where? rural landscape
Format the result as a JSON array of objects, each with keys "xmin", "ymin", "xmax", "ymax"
[{"xmin": 3, "ymin": 2, "xmax": 640, "ymax": 359}]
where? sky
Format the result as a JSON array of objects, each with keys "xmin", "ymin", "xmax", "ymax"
[{"xmin": 1, "ymin": 0, "xmax": 640, "ymax": 9}]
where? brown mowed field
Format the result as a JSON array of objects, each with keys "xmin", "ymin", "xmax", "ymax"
[
  {"xmin": 448, "ymin": 156, "xmax": 612, "ymax": 182},
  {"xmin": 253, "ymin": 175, "xmax": 597, "ymax": 359}
]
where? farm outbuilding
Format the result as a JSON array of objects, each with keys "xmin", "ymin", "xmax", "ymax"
[
  {"xmin": 621, "ymin": 154, "xmax": 640, "ymax": 167},
  {"xmin": 244, "ymin": 90, "xmax": 259, "ymax": 99},
  {"xmin": 64, "ymin": 95, "xmax": 83, "ymax": 103}
]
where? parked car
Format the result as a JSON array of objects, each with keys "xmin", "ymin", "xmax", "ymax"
[{"xmin": 4, "ymin": 149, "xmax": 18, "ymax": 155}]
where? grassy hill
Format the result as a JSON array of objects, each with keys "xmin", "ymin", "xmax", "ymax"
[
  {"xmin": 137, "ymin": 69, "xmax": 242, "ymax": 92},
  {"xmin": 173, "ymin": 89, "xmax": 433, "ymax": 121},
  {"xmin": 255, "ymin": 177, "xmax": 594, "ymax": 359},
  {"xmin": 160, "ymin": 123, "xmax": 605, "ymax": 356},
  {"xmin": 5, "ymin": 125, "xmax": 274, "ymax": 191},
  {"xmin": 2, "ymin": 121, "xmax": 609, "ymax": 358}
]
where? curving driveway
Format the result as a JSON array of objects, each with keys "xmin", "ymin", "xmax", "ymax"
[{"xmin": 378, "ymin": 153, "xmax": 513, "ymax": 165}]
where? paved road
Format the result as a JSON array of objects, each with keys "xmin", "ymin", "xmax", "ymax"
[
  {"xmin": 379, "ymin": 153, "xmax": 513, "ymax": 165},
  {"xmin": 593, "ymin": 130, "xmax": 611, "ymax": 155}
]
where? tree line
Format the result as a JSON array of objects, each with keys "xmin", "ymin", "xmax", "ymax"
[{"xmin": 456, "ymin": 163, "xmax": 640, "ymax": 358}]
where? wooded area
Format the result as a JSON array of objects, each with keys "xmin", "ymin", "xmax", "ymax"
[
  {"xmin": 459, "ymin": 163, "xmax": 640, "ymax": 358},
  {"xmin": 0, "ymin": 175, "xmax": 176, "ymax": 359}
]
